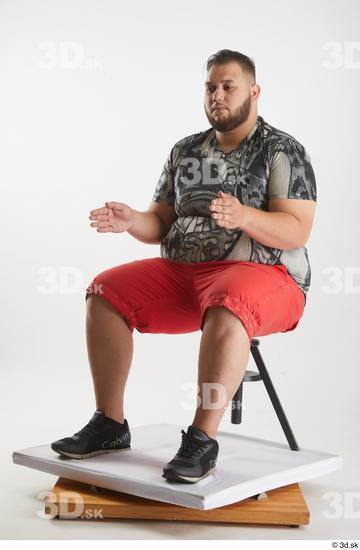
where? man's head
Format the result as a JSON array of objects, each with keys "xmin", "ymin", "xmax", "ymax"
[{"xmin": 204, "ymin": 49, "xmax": 260, "ymax": 132}]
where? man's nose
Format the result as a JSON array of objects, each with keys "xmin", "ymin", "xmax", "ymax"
[{"xmin": 212, "ymin": 88, "xmax": 224, "ymax": 102}]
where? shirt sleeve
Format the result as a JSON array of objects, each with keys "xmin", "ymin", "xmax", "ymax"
[
  {"xmin": 268, "ymin": 139, "xmax": 317, "ymax": 201},
  {"xmin": 151, "ymin": 148, "xmax": 176, "ymax": 205}
]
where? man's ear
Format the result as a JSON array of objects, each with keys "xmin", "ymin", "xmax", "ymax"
[{"xmin": 251, "ymin": 84, "xmax": 261, "ymax": 99}]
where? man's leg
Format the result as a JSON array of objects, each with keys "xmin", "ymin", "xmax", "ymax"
[
  {"xmin": 191, "ymin": 306, "xmax": 251, "ymax": 439},
  {"xmin": 84, "ymin": 257, "xmax": 199, "ymax": 425},
  {"xmin": 86, "ymin": 294, "xmax": 133, "ymax": 423}
]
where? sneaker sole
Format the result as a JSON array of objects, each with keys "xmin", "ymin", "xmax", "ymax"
[
  {"xmin": 51, "ymin": 446, "xmax": 131, "ymax": 459},
  {"xmin": 162, "ymin": 467, "xmax": 216, "ymax": 484}
]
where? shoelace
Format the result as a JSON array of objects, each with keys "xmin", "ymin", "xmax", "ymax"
[
  {"xmin": 74, "ymin": 421, "xmax": 99, "ymax": 437},
  {"xmin": 177, "ymin": 429, "xmax": 207, "ymax": 458}
]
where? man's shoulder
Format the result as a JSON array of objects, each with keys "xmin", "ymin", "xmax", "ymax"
[
  {"xmin": 260, "ymin": 116, "xmax": 308, "ymax": 155},
  {"xmin": 172, "ymin": 128, "xmax": 212, "ymax": 150},
  {"xmin": 167, "ymin": 128, "xmax": 213, "ymax": 167}
]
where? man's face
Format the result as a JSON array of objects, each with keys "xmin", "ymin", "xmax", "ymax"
[{"xmin": 204, "ymin": 61, "xmax": 254, "ymax": 132}]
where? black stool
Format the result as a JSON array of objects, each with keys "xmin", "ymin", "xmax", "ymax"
[{"xmin": 231, "ymin": 338, "xmax": 300, "ymax": 451}]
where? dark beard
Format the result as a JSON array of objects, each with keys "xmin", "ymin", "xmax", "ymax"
[{"xmin": 204, "ymin": 93, "xmax": 251, "ymax": 132}]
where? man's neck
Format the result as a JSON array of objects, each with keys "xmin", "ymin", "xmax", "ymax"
[{"xmin": 215, "ymin": 112, "xmax": 259, "ymax": 153}]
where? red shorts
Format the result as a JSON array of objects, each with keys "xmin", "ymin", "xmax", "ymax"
[{"xmin": 85, "ymin": 257, "xmax": 305, "ymax": 341}]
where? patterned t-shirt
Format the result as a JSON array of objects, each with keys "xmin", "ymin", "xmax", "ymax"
[{"xmin": 152, "ymin": 115, "xmax": 317, "ymax": 303}]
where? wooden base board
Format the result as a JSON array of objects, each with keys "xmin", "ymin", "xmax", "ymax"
[{"xmin": 45, "ymin": 477, "xmax": 310, "ymax": 527}]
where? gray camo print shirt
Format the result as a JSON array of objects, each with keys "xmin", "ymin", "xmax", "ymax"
[{"xmin": 152, "ymin": 115, "xmax": 317, "ymax": 304}]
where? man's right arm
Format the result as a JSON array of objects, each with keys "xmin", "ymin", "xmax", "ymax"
[
  {"xmin": 127, "ymin": 202, "xmax": 177, "ymax": 245},
  {"xmin": 128, "ymin": 143, "xmax": 177, "ymax": 244}
]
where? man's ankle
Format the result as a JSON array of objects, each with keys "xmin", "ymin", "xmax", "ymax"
[{"xmin": 97, "ymin": 409, "xmax": 125, "ymax": 424}]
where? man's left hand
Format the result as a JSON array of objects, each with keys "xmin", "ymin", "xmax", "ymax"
[{"xmin": 209, "ymin": 190, "xmax": 246, "ymax": 229}]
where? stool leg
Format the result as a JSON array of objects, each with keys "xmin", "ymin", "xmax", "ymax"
[
  {"xmin": 251, "ymin": 345, "xmax": 300, "ymax": 451},
  {"xmin": 231, "ymin": 381, "xmax": 243, "ymax": 424}
]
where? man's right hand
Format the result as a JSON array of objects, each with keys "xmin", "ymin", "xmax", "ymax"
[{"xmin": 89, "ymin": 202, "xmax": 134, "ymax": 233}]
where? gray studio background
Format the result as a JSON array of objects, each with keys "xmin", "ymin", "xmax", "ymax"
[{"xmin": 1, "ymin": 0, "xmax": 359, "ymax": 540}]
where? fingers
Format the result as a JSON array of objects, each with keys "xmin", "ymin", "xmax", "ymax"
[
  {"xmin": 90, "ymin": 206, "xmax": 109, "ymax": 215},
  {"xmin": 89, "ymin": 214, "xmax": 108, "ymax": 222},
  {"xmin": 90, "ymin": 220, "xmax": 112, "ymax": 228},
  {"xmin": 97, "ymin": 226, "xmax": 113, "ymax": 232},
  {"xmin": 210, "ymin": 197, "xmax": 233, "ymax": 210},
  {"xmin": 90, "ymin": 221, "xmax": 113, "ymax": 232},
  {"xmin": 105, "ymin": 202, "xmax": 123, "ymax": 210},
  {"xmin": 89, "ymin": 202, "xmax": 123, "ymax": 216},
  {"xmin": 89, "ymin": 203, "xmax": 119, "ymax": 232},
  {"xmin": 209, "ymin": 204, "xmax": 232, "ymax": 213},
  {"xmin": 214, "ymin": 219, "xmax": 233, "ymax": 228},
  {"xmin": 211, "ymin": 213, "xmax": 232, "ymax": 223}
]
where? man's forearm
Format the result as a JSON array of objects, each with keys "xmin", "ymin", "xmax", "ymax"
[
  {"xmin": 241, "ymin": 205, "xmax": 304, "ymax": 250},
  {"xmin": 127, "ymin": 210, "xmax": 164, "ymax": 244}
]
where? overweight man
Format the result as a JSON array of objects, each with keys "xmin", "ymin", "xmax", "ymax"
[{"xmin": 51, "ymin": 49, "xmax": 317, "ymax": 484}]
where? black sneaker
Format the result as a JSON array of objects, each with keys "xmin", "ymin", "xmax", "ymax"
[
  {"xmin": 51, "ymin": 410, "xmax": 131, "ymax": 459},
  {"xmin": 162, "ymin": 425, "xmax": 219, "ymax": 483}
]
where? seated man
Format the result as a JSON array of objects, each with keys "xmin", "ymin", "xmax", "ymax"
[{"xmin": 51, "ymin": 49, "xmax": 317, "ymax": 484}]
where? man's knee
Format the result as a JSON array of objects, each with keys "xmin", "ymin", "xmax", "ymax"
[
  {"xmin": 202, "ymin": 306, "xmax": 246, "ymax": 332},
  {"xmin": 86, "ymin": 293, "xmax": 115, "ymax": 317}
]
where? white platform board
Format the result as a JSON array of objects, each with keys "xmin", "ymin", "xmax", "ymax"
[{"xmin": 12, "ymin": 423, "xmax": 343, "ymax": 510}]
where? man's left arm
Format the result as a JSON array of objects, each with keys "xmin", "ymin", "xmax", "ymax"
[
  {"xmin": 209, "ymin": 142, "xmax": 317, "ymax": 250},
  {"xmin": 240, "ymin": 198, "xmax": 316, "ymax": 250}
]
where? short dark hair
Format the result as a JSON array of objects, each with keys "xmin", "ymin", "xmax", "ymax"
[{"xmin": 206, "ymin": 49, "xmax": 256, "ymax": 83}]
